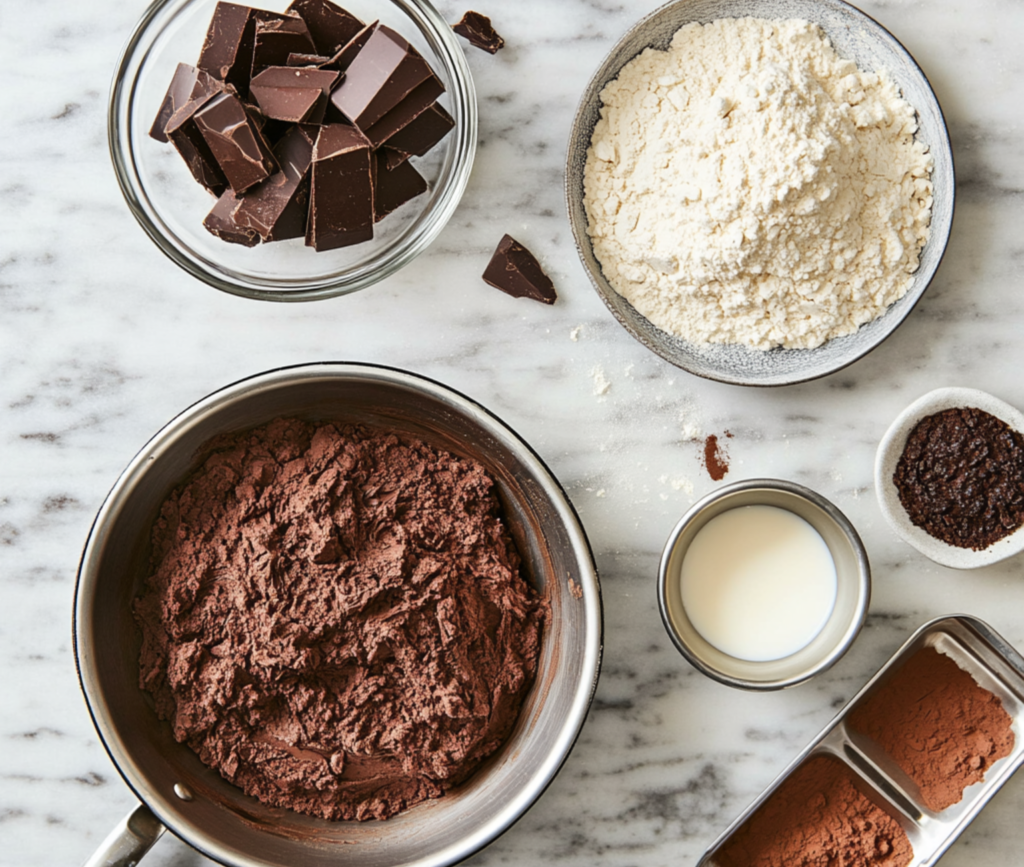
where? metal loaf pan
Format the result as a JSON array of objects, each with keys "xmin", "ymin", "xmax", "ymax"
[{"xmin": 698, "ymin": 616, "xmax": 1024, "ymax": 867}]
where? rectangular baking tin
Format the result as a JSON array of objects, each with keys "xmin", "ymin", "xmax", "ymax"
[{"xmin": 698, "ymin": 615, "xmax": 1024, "ymax": 867}]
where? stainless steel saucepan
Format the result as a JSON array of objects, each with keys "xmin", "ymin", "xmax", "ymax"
[{"xmin": 75, "ymin": 362, "xmax": 603, "ymax": 867}]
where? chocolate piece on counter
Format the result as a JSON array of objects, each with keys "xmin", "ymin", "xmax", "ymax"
[
  {"xmin": 203, "ymin": 188, "xmax": 260, "ymax": 246},
  {"xmin": 150, "ymin": 63, "xmax": 225, "ymax": 143},
  {"xmin": 250, "ymin": 66, "xmax": 339, "ymax": 123},
  {"xmin": 452, "ymin": 11, "xmax": 504, "ymax": 54},
  {"xmin": 306, "ymin": 124, "xmax": 374, "ymax": 251},
  {"xmin": 233, "ymin": 125, "xmax": 317, "ymax": 242},
  {"xmin": 373, "ymin": 150, "xmax": 427, "ymax": 221},
  {"xmin": 286, "ymin": 0, "xmax": 363, "ymax": 56},
  {"xmin": 324, "ymin": 19, "xmax": 376, "ymax": 71},
  {"xmin": 164, "ymin": 81, "xmax": 229, "ymax": 194},
  {"xmin": 330, "ymin": 25, "xmax": 444, "ymax": 132},
  {"xmin": 252, "ymin": 14, "xmax": 316, "ymax": 77},
  {"xmin": 197, "ymin": 2, "xmax": 258, "ymax": 91},
  {"xmin": 286, "ymin": 51, "xmax": 331, "ymax": 66},
  {"xmin": 381, "ymin": 101, "xmax": 454, "ymax": 162},
  {"xmin": 483, "ymin": 235, "xmax": 556, "ymax": 304},
  {"xmin": 194, "ymin": 92, "xmax": 279, "ymax": 194}
]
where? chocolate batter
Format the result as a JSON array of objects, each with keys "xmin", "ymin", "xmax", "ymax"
[{"xmin": 134, "ymin": 419, "xmax": 546, "ymax": 821}]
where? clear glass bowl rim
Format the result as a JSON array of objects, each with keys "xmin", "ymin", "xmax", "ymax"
[{"xmin": 109, "ymin": 0, "xmax": 477, "ymax": 302}]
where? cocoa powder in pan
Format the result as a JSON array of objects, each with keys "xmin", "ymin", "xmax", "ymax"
[
  {"xmin": 848, "ymin": 646, "xmax": 1014, "ymax": 812},
  {"xmin": 715, "ymin": 754, "xmax": 912, "ymax": 867},
  {"xmin": 134, "ymin": 418, "xmax": 547, "ymax": 821}
]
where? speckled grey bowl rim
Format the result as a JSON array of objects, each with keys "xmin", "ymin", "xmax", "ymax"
[
  {"xmin": 875, "ymin": 387, "xmax": 1024, "ymax": 569},
  {"xmin": 565, "ymin": 0, "xmax": 956, "ymax": 387}
]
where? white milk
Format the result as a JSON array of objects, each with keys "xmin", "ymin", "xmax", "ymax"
[{"xmin": 680, "ymin": 505, "xmax": 837, "ymax": 662}]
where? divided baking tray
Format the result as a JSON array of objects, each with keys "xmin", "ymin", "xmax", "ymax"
[{"xmin": 698, "ymin": 616, "xmax": 1024, "ymax": 867}]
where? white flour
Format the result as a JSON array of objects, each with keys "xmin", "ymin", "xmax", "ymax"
[{"xmin": 583, "ymin": 18, "xmax": 933, "ymax": 350}]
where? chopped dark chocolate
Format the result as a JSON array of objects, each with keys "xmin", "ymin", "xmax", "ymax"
[
  {"xmin": 483, "ymin": 235, "xmax": 557, "ymax": 304},
  {"xmin": 251, "ymin": 14, "xmax": 316, "ymax": 77},
  {"xmin": 164, "ymin": 77, "xmax": 230, "ymax": 194},
  {"xmin": 373, "ymin": 150, "xmax": 427, "ymax": 222},
  {"xmin": 194, "ymin": 92, "xmax": 279, "ymax": 194},
  {"xmin": 250, "ymin": 66, "xmax": 339, "ymax": 123},
  {"xmin": 381, "ymin": 102, "xmax": 454, "ymax": 162},
  {"xmin": 330, "ymin": 25, "xmax": 444, "ymax": 132},
  {"xmin": 452, "ymin": 11, "xmax": 504, "ymax": 54},
  {"xmin": 324, "ymin": 19, "xmax": 377, "ymax": 71},
  {"xmin": 359, "ymin": 80, "xmax": 445, "ymax": 148},
  {"xmin": 204, "ymin": 188, "xmax": 260, "ymax": 246},
  {"xmin": 286, "ymin": 52, "xmax": 331, "ymax": 66},
  {"xmin": 233, "ymin": 124, "xmax": 317, "ymax": 241},
  {"xmin": 198, "ymin": 2, "xmax": 258, "ymax": 91},
  {"xmin": 306, "ymin": 124, "xmax": 374, "ymax": 251},
  {"xmin": 155, "ymin": 2, "xmax": 452, "ymax": 250},
  {"xmin": 150, "ymin": 63, "xmax": 225, "ymax": 143},
  {"xmin": 286, "ymin": 0, "xmax": 363, "ymax": 57}
]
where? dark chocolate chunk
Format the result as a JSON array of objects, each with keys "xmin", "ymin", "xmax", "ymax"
[
  {"xmin": 164, "ymin": 77, "xmax": 230, "ymax": 194},
  {"xmin": 373, "ymin": 150, "xmax": 427, "ymax": 221},
  {"xmin": 150, "ymin": 63, "xmax": 225, "ymax": 143},
  {"xmin": 483, "ymin": 235, "xmax": 556, "ymax": 304},
  {"xmin": 233, "ymin": 124, "xmax": 317, "ymax": 241},
  {"xmin": 359, "ymin": 79, "xmax": 445, "ymax": 148},
  {"xmin": 194, "ymin": 92, "xmax": 279, "ymax": 194},
  {"xmin": 198, "ymin": 2, "xmax": 258, "ymax": 91},
  {"xmin": 323, "ymin": 19, "xmax": 376, "ymax": 71},
  {"xmin": 380, "ymin": 101, "xmax": 454, "ymax": 161},
  {"xmin": 204, "ymin": 188, "xmax": 260, "ymax": 246},
  {"xmin": 286, "ymin": 0, "xmax": 363, "ymax": 57},
  {"xmin": 329, "ymin": 25, "xmax": 444, "ymax": 132},
  {"xmin": 306, "ymin": 124, "xmax": 374, "ymax": 251},
  {"xmin": 252, "ymin": 14, "xmax": 316, "ymax": 77},
  {"xmin": 250, "ymin": 66, "xmax": 339, "ymax": 123},
  {"xmin": 452, "ymin": 11, "xmax": 504, "ymax": 54},
  {"xmin": 286, "ymin": 52, "xmax": 331, "ymax": 66}
]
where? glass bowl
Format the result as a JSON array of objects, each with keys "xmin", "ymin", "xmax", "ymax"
[{"xmin": 110, "ymin": 0, "xmax": 477, "ymax": 301}]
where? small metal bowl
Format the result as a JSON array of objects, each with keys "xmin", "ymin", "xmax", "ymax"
[
  {"xmin": 875, "ymin": 387, "xmax": 1024, "ymax": 570},
  {"xmin": 658, "ymin": 479, "xmax": 870, "ymax": 690},
  {"xmin": 75, "ymin": 362, "xmax": 602, "ymax": 867},
  {"xmin": 110, "ymin": 0, "xmax": 477, "ymax": 301},
  {"xmin": 565, "ymin": 0, "xmax": 954, "ymax": 386}
]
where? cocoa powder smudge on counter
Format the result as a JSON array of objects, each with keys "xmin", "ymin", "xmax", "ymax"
[
  {"xmin": 893, "ymin": 406, "xmax": 1024, "ymax": 549},
  {"xmin": 703, "ymin": 433, "xmax": 729, "ymax": 481},
  {"xmin": 133, "ymin": 418, "xmax": 547, "ymax": 822},
  {"xmin": 848, "ymin": 646, "xmax": 1014, "ymax": 812},
  {"xmin": 715, "ymin": 754, "xmax": 913, "ymax": 867}
]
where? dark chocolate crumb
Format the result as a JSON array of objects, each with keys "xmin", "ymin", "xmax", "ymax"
[{"xmin": 452, "ymin": 11, "xmax": 504, "ymax": 54}]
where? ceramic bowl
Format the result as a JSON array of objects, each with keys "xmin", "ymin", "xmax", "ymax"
[
  {"xmin": 875, "ymin": 387, "xmax": 1024, "ymax": 569},
  {"xmin": 658, "ymin": 479, "xmax": 870, "ymax": 690},
  {"xmin": 565, "ymin": 0, "xmax": 954, "ymax": 386},
  {"xmin": 109, "ymin": 0, "xmax": 477, "ymax": 301}
]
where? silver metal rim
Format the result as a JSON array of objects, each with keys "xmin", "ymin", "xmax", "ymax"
[{"xmin": 657, "ymin": 478, "xmax": 871, "ymax": 690}]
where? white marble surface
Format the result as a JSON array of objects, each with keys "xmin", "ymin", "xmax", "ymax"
[{"xmin": 3, "ymin": 0, "xmax": 1024, "ymax": 864}]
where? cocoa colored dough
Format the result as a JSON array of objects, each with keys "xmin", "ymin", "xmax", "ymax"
[
  {"xmin": 848, "ymin": 646, "xmax": 1014, "ymax": 812},
  {"xmin": 715, "ymin": 755, "xmax": 913, "ymax": 867},
  {"xmin": 134, "ymin": 419, "xmax": 547, "ymax": 821}
]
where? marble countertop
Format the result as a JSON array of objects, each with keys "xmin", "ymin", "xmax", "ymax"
[{"xmin": 3, "ymin": 0, "xmax": 1024, "ymax": 864}]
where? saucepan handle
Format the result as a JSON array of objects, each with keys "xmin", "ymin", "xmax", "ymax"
[{"xmin": 83, "ymin": 803, "xmax": 166, "ymax": 867}]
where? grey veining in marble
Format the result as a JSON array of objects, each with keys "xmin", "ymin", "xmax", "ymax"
[{"xmin": 2, "ymin": 0, "xmax": 1024, "ymax": 865}]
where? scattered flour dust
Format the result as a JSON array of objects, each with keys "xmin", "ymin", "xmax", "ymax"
[
  {"xmin": 591, "ymin": 365, "xmax": 611, "ymax": 396},
  {"xmin": 583, "ymin": 18, "xmax": 933, "ymax": 350}
]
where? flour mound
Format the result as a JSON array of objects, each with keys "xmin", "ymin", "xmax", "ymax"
[{"xmin": 583, "ymin": 18, "xmax": 934, "ymax": 351}]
